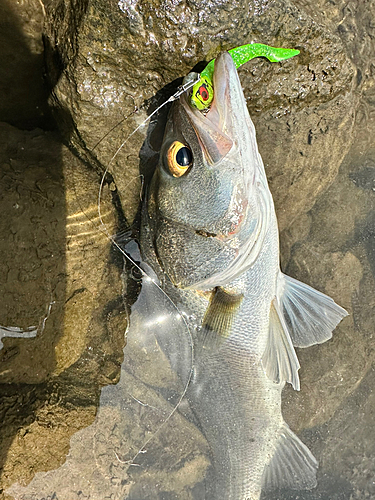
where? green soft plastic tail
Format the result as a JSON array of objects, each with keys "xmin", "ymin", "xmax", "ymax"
[{"xmin": 191, "ymin": 43, "xmax": 300, "ymax": 110}]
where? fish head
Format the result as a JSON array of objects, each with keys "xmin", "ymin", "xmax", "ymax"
[{"xmin": 144, "ymin": 52, "xmax": 271, "ymax": 289}]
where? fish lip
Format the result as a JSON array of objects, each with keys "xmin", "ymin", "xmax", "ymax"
[
  {"xmin": 183, "ymin": 51, "xmax": 238, "ymax": 131},
  {"xmin": 186, "ymin": 52, "xmax": 241, "ymax": 127},
  {"xmin": 180, "ymin": 92, "xmax": 233, "ymax": 165}
]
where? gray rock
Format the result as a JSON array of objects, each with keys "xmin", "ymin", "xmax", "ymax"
[{"xmin": 1, "ymin": 0, "xmax": 375, "ymax": 498}]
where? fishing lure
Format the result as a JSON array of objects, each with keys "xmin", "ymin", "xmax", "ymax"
[{"xmin": 191, "ymin": 43, "xmax": 300, "ymax": 110}]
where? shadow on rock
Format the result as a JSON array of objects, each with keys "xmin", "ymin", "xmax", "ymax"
[
  {"xmin": 0, "ymin": 0, "xmax": 128, "ymax": 494},
  {"xmin": 0, "ymin": 0, "xmax": 53, "ymax": 129}
]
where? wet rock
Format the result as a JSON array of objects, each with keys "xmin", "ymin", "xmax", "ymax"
[
  {"xmin": 283, "ymin": 250, "xmax": 365, "ymax": 429},
  {"xmin": 0, "ymin": 121, "xmax": 127, "ymax": 493},
  {"xmin": 42, "ymin": 0, "xmax": 356, "ymax": 228},
  {"xmin": 316, "ymin": 365, "xmax": 375, "ymax": 500},
  {"xmin": 0, "ymin": 0, "xmax": 52, "ymax": 129},
  {"xmin": 281, "ymin": 86, "xmax": 375, "ymax": 432},
  {"xmin": 0, "ymin": 123, "xmax": 66, "ymax": 382},
  {"xmin": 5, "ymin": 336, "xmax": 210, "ymax": 500},
  {"xmin": 0, "ymin": 122, "xmax": 125, "ymax": 385},
  {"xmin": 1, "ymin": 398, "xmax": 97, "ymax": 491},
  {"xmin": 294, "ymin": 0, "xmax": 375, "ymax": 82}
]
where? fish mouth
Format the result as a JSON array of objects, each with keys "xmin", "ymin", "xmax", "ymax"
[{"xmin": 181, "ymin": 52, "xmax": 242, "ymax": 165}]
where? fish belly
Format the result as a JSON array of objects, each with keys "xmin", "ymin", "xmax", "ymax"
[
  {"xmin": 181, "ymin": 216, "xmax": 281, "ymax": 499},
  {"xmin": 188, "ymin": 343, "xmax": 282, "ymax": 500}
]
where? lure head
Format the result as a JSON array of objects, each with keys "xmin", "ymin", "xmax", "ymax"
[{"xmin": 191, "ymin": 75, "xmax": 214, "ymax": 110}]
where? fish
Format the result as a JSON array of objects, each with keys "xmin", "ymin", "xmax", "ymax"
[{"xmin": 139, "ymin": 51, "xmax": 348, "ymax": 500}]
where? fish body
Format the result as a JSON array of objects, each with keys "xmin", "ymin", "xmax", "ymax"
[{"xmin": 140, "ymin": 52, "xmax": 347, "ymax": 499}]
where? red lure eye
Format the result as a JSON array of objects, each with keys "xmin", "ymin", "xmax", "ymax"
[{"xmin": 198, "ymin": 85, "xmax": 209, "ymax": 101}]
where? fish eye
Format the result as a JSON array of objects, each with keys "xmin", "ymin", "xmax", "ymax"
[
  {"xmin": 166, "ymin": 141, "xmax": 193, "ymax": 178},
  {"xmin": 197, "ymin": 83, "xmax": 210, "ymax": 102}
]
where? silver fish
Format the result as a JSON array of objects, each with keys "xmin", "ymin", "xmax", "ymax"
[{"xmin": 140, "ymin": 52, "xmax": 347, "ymax": 500}]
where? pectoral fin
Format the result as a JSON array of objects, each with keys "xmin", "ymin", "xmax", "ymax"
[
  {"xmin": 277, "ymin": 273, "xmax": 348, "ymax": 347},
  {"xmin": 199, "ymin": 287, "xmax": 243, "ymax": 352},
  {"xmin": 261, "ymin": 422, "xmax": 318, "ymax": 491},
  {"xmin": 262, "ymin": 299, "xmax": 301, "ymax": 390}
]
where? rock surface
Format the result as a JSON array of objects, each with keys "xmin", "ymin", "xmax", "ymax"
[
  {"xmin": 0, "ymin": 123, "xmax": 127, "ymax": 494},
  {"xmin": 42, "ymin": 0, "xmax": 357, "ymax": 228},
  {"xmin": 0, "ymin": 0, "xmax": 52, "ymax": 129},
  {"xmin": 0, "ymin": 0, "xmax": 374, "ymax": 498}
]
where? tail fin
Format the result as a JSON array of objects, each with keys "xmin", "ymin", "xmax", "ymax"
[{"xmin": 262, "ymin": 422, "xmax": 318, "ymax": 491}]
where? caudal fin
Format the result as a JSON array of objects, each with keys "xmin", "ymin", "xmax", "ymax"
[{"xmin": 261, "ymin": 422, "xmax": 318, "ymax": 491}]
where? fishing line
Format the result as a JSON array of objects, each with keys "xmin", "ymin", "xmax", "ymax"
[{"xmin": 95, "ymin": 74, "xmax": 200, "ymax": 467}]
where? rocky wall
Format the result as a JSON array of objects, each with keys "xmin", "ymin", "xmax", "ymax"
[{"xmin": 0, "ymin": 0, "xmax": 375, "ymax": 498}]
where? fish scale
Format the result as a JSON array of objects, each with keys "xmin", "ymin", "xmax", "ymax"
[
  {"xmin": 190, "ymin": 354, "xmax": 281, "ymax": 500},
  {"xmin": 183, "ymin": 213, "xmax": 280, "ymax": 500},
  {"xmin": 141, "ymin": 51, "xmax": 347, "ymax": 499}
]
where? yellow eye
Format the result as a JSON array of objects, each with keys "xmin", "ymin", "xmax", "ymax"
[{"xmin": 167, "ymin": 141, "xmax": 193, "ymax": 177}]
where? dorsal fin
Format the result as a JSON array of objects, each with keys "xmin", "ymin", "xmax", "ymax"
[
  {"xmin": 262, "ymin": 422, "xmax": 318, "ymax": 491},
  {"xmin": 198, "ymin": 286, "xmax": 243, "ymax": 352},
  {"xmin": 261, "ymin": 298, "xmax": 301, "ymax": 390}
]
